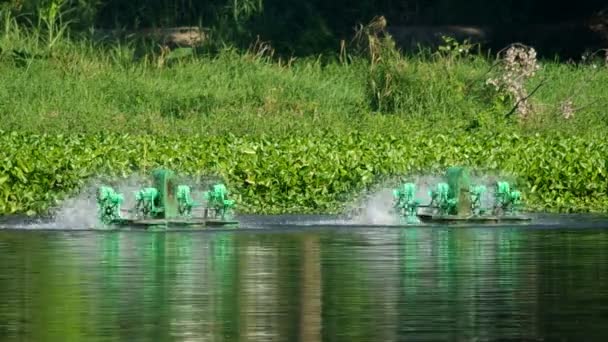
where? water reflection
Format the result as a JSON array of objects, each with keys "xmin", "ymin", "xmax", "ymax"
[
  {"xmin": 1, "ymin": 226, "xmax": 608, "ymax": 341},
  {"xmin": 394, "ymin": 228, "xmax": 538, "ymax": 340}
]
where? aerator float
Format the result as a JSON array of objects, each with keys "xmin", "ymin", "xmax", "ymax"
[
  {"xmin": 393, "ymin": 166, "xmax": 530, "ymax": 224},
  {"xmin": 96, "ymin": 169, "xmax": 238, "ymax": 228}
]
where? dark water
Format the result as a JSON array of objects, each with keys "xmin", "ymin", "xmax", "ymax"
[{"xmin": 1, "ymin": 219, "xmax": 608, "ymax": 341}]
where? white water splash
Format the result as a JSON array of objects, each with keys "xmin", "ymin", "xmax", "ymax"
[
  {"xmin": 26, "ymin": 174, "xmax": 151, "ymax": 229},
  {"xmin": 349, "ymin": 188, "xmax": 398, "ymax": 225},
  {"xmin": 346, "ymin": 175, "xmax": 439, "ymax": 225}
]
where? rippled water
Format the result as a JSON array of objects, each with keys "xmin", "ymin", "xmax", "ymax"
[{"xmin": 1, "ymin": 216, "xmax": 608, "ymax": 341}]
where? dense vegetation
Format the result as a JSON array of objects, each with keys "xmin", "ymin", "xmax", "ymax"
[
  {"xmin": 3, "ymin": 131, "xmax": 608, "ymax": 216},
  {"xmin": 1, "ymin": 7, "xmax": 607, "ymax": 216}
]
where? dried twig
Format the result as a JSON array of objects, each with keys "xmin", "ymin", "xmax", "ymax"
[{"xmin": 504, "ymin": 78, "xmax": 545, "ymax": 118}]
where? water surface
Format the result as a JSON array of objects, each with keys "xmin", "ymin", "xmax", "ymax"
[{"xmin": 1, "ymin": 217, "xmax": 608, "ymax": 341}]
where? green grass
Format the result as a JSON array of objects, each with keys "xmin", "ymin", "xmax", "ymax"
[
  {"xmin": 1, "ymin": 13, "xmax": 607, "ymax": 137},
  {"xmin": 1, "ymin": 13, "xmax": 608, "ymax": 216}
]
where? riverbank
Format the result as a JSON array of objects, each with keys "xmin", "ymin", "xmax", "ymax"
[{"xmin": 1, "ymin": 16, "xmax": 608, "ymax": 216}]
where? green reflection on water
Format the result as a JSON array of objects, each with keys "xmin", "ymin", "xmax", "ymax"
[
  {"xmin": 211, "ymin": 232, "xmax": 240, "ymax": 340},
  {"xmin": 1, "ymin": 226, "xmax": 608, "ymax": 341}
]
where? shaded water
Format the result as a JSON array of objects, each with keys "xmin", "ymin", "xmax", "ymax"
[{"xmin": 1, "ymin": 217, "xmax": 608, "ymax": 341}]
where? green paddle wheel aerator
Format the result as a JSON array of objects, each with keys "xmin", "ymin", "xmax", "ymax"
[
  {"xmin": 96, "ymin": 169, "xmax": 237, "ymax": 228},
  {"xmin": 393, "ymin": 166, "xmax": 530, "ymax": 224}
]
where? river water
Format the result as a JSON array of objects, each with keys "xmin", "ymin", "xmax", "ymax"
[{"xmin": 1, "ymin": 215, "xmax": 608, "ymax": 341}]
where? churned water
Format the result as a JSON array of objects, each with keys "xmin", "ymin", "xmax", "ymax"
[{"xmin": 1, "ymin": 214, "xmax": 608, "ymax": 341}]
